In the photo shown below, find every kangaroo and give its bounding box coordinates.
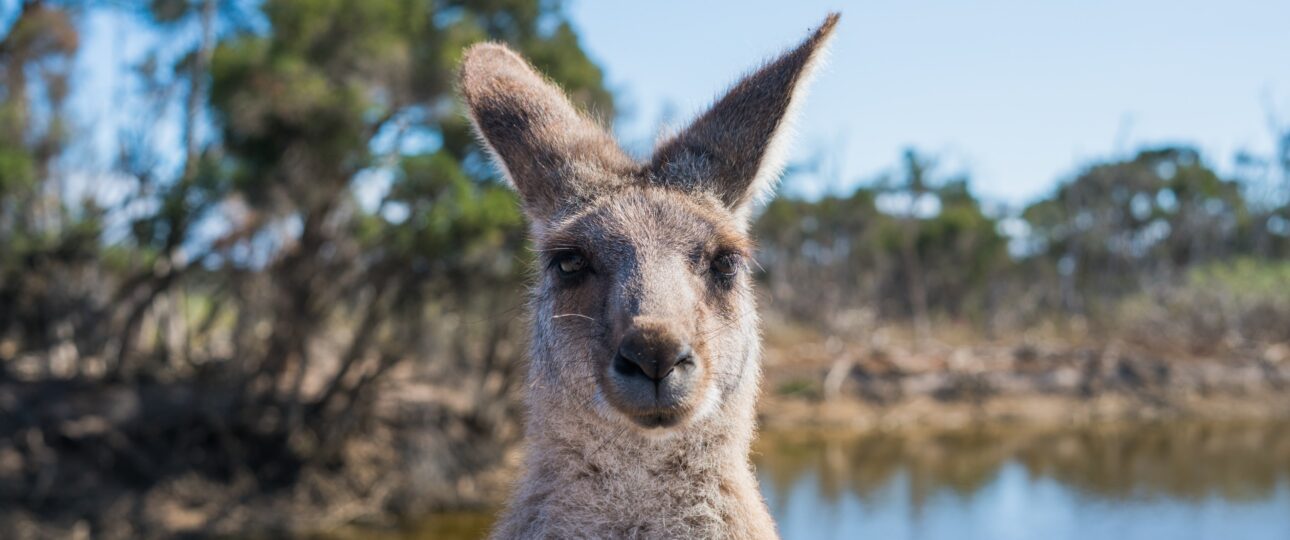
[458,13,839,539]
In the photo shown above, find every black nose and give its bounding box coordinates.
[614,330,693,383]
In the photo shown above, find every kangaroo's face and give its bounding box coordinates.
[459,15,837,431]
[533,187,755,428]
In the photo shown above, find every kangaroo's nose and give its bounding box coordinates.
[614,328,693,383]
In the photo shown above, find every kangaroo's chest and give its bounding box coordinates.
[518,475,733,539]
[498,451,764,539]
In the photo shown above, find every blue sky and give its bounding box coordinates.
[4,0,1287,210]
[568,0,1290,205]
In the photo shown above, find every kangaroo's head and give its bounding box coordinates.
[460,15,838,433]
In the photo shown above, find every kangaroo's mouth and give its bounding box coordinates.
[629,410,686,429]
[602,384,699,430]
[599,351,705,430]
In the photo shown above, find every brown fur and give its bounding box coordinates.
[459,14,839,539]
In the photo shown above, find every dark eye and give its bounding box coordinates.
[711,252,743,278]
[554,252,588,278]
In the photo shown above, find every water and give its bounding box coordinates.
[387,422,1290,539]
[758,423,1290,540]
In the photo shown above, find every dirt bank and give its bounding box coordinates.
[759,336,1290,430]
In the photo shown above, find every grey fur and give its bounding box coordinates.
[459,13,839,539]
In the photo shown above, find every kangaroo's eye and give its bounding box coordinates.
[554,252,588,277]
[711,253,743,277]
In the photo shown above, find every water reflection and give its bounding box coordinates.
[757,422,1290,540]
[372,422,1290,539]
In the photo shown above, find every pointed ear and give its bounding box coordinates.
[650,14,839,219]
[458,43,633,224]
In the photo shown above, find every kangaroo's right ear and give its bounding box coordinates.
[458,43,633,226]
[650,14,838,223]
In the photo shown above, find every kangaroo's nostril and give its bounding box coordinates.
[613,352,645,378]
[675,346,694,366]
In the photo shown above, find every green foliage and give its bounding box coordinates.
[1023,148,1249,301]
[755,149,1008,325]
[1116,259,1290,353]
[376,150,526,274]
[1188,258,1290,304]
[0,1,89,350]
[0,145,35,195]
[776,378,821,400]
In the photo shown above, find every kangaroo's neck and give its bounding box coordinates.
[491,358,776,539]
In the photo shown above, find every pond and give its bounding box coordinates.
[377,421,1290,539]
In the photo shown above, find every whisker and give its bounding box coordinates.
[695,315,743,341]
[553,313,598,323]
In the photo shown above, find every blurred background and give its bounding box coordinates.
[1,1,1288,538]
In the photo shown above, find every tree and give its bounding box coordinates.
[0,0,84,359]
[1023,147,1248,314]
[1,1,617,533]
[754,148,1006,337]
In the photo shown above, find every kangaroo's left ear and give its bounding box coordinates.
[459,42,634,228]
[649,13,839,221]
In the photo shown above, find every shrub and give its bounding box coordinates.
[1117,259,1290,355]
